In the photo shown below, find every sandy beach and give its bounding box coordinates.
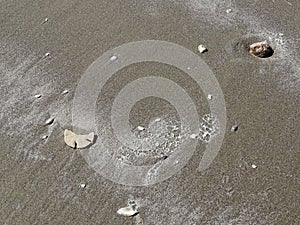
[1,0,299,224]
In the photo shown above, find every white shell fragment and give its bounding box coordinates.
[64,129,94,149]
[251,164,257,169]
[110,55,118,61]
[207,94,213,100]
[137,126,145,131]
[45,52,50,57]
[42,135,48,140]
[117,207,138,217]
[190,134,198,139]
[231,124,238,132]
[226,9,232,13]
[43,18,48,23]
[62,89,69,94]
[80,183,86,188]
[45,117,54,126]
[198,44,208,53]
[34,94,42,98]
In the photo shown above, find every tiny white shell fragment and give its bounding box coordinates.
[80,183,86,188]
[198,44,208,53]
[45,117,54,125]
[190,134,198,139]
[34,94,42,98]
[154,118,161,122]
[45,52,50,57]
[137,126,145,131]
[231,124,238,132]
[117,207,138,217]
[64,129,94,149]
[226,9,232,13]
[278,33,284,36]
[251,164,257,169]
[62,89,69,94]
[110,55,117,61]
[42,135,48,140]
[207,94,213,100]
[44,18,48,22]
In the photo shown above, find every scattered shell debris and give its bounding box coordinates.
[45,117,54,126]
[198,44,208,53]
[64,129,95,149]
[231,124,238,132]
[207,94,213,100]
[117,206,139,217]
[62,89,69,94]
[110,55,118,61]
[226,9,232,13]
[34,94,41,99]
[249,41,274,58]
[251,164,257,169]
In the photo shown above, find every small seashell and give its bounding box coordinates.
[62,89,69,94]
[110,55,118,61]
[198,44,208,53]
[137,126,145,131]
[154,118,161,122]
[45,52,50,57]
[117,206,138,217]
[226,9,232,13]
[43,18,48,23]
[207,94,213,100]
[80,183,86,188]
[45,117,54,126]
[231,124,238,132]
[34,94,42,98]
[249,41,274,58]
[64,129,94,149]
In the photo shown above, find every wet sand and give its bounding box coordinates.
[1,0,299,224]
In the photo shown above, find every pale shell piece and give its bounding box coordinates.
[44,18,48,22]
[226,9,232,13]
[62,89,69,94]
[198,44,208,53]
[45,52,50,57]
[45,117,54,125]
[80,183,86,188]
[110,55,117,61]
[249,41,274,58]
[42,135,48,140]
[64,129,94,149]
[231,124,238,132]
[190,134,198,139]
[207,94,213,100]
[251,164,257,169]
[34,94,42,98]
[117,207,138,217]
[137,126,145,131]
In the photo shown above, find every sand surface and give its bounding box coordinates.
[1,0,299,224]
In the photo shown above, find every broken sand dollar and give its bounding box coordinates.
[117,206,139,217]
[64,129,94,149]
[249,41,274,58]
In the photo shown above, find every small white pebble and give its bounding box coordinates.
[45,52,50,57]
[251,164,257,169]
[198,44,208,53]
[207,94,213,100]
[231,124,238,132]
[187,67,191,70]
[190,134,198,139]
[154,118,161,122]
[62,89,69,94]
[110,55,117,61]
[34,94,42,98]
[44,18,49,22]
[45,117,54,125]
[226,9,232,13]
[175,160,179,164]
[80,183,86,188]
[137,126,145,131]
[278,33,284,36]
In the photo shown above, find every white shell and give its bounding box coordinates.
[207,94,213,100]
[251,164,257,169]
[190,134,198,139]
[226,9,232,13]
[198,44,208,53]
[80,183,86,188]
[42,135,48,140]
[45,52,50,57]
[64,129,94,149]
[110,55,117,61]
[44,18,48,22]
[117,207,138,217]
[34,94,42,98]
[62,89,69,94]
[137,126,145,131]
[45,117,54,125]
